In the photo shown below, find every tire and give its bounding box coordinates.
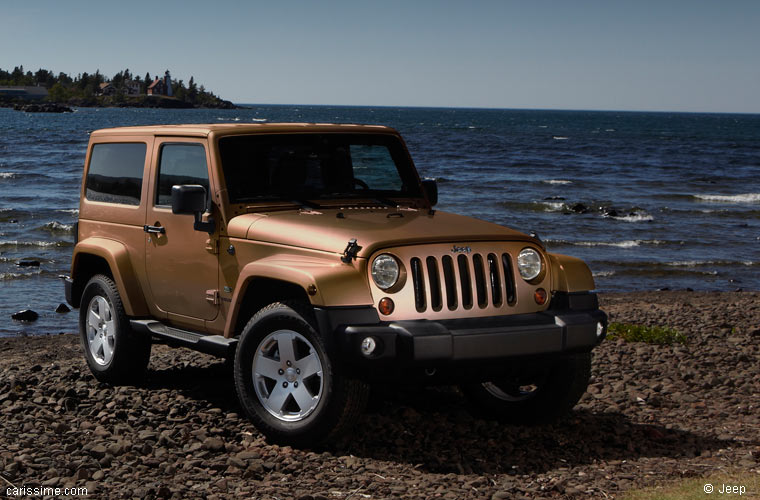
[234,301,368,447]
[461,352,591,425]
[79,274,151,384]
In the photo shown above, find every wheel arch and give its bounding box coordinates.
[223,258,373,339]
[227,277,312,339]
[70,238,149,316]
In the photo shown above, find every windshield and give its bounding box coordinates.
[218,133,422,204]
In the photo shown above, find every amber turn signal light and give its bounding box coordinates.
[534,288,548,305]
[378,297,395,315]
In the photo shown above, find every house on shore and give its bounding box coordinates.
[0,86,48,100]
[147,71,173,97]
[97,83,116,96]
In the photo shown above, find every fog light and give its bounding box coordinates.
[378,297,394,315]
[360,337,377,357]
[534,288,547,305]
[596,322,605,338]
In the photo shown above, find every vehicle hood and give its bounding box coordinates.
[226,208,538,258]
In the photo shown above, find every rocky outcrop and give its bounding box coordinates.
[13,103,73,113]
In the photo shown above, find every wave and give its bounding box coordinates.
[594,259,757,269]
[541,179,572,185]
[553,136,569,140]
[56,208,79,215]
[546,239,670,248]
[1,270,41,281]
[0,240,73,249]
[0,172,17,179]
[694,193,760,204]
[592,271,616,277]
[610,213,654,222]
[41,221,74,233]
[252,118,267,122]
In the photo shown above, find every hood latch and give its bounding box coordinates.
[341,238,362,263]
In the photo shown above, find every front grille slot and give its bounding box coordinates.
[473,254,487,308]
[441,255,458,310]
[502,253,517,305]
[457,254,473,310]
[487,253,502,306]
[410,257,426,312]
[426,256,443,311]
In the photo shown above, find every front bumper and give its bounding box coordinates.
[315,293,607,368]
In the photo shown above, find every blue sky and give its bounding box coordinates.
[2,0,758,112]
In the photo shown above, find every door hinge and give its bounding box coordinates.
[205,238,219,254]
[206,289,220,305]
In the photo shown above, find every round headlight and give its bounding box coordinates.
[517,248,543,281]
[371,254,400,290]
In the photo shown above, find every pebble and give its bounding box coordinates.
[0,290,757,498]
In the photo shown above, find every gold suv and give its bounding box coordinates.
[65,124,607,446]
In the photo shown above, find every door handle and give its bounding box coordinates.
[143,224,165,234]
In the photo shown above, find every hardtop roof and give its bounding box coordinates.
[90,123,398,138]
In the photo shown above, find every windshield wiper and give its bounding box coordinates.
[291,198,322,210]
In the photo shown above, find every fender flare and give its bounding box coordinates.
[72,237,149,316]
[547,252,596,293]
[224,258,373,338]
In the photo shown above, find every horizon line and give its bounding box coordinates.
[231,102,760,116]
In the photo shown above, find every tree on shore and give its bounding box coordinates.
[0,66,231,108]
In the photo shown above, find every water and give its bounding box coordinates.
[1,105,758,336]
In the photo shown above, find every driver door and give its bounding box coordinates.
[145,139,218,327]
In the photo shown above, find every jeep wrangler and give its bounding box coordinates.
[65,123,607,446]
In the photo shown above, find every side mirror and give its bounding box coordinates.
[171,185,215,233]
[171,184,206,215]
[422,179,438,206]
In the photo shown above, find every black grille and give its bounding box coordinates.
[409,251,517,313]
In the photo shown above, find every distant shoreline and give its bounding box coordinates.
[0,94,238,112]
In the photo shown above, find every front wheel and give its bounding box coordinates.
[234,301,368,447]
[461,352,591,424]
[79,274,151,384]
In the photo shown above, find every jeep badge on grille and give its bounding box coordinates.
[451,245,472,254]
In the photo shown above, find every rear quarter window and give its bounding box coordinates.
[85,143,146,205]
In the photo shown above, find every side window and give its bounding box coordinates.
[156,143,210,206]
[86,143,146,205]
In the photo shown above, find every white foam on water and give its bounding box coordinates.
[694,193,760,203]
[593,271,616,277]
[252,118,267,122]
[541,202,566,211]
[553,136,569,140]
[547,239,666,248]
[541,179,572,185]
[56,209,79,215]
[0,172,16,179]
[0,240,60,248]
[611,214,654,222]
[43,221,73,232]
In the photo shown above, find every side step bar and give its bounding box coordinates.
[130,319,237,358]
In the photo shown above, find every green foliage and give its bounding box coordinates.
[607,322,686,345]
[1,66,230,108]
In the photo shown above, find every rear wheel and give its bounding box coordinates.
[234,301,368,447]
[461,352,591,424]
[79,274,151,384]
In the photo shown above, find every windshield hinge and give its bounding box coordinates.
[341,238,362,263]
[205,238,219,254]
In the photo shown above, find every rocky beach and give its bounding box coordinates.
[1,291,758,499]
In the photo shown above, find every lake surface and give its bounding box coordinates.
[1,105,758,336]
